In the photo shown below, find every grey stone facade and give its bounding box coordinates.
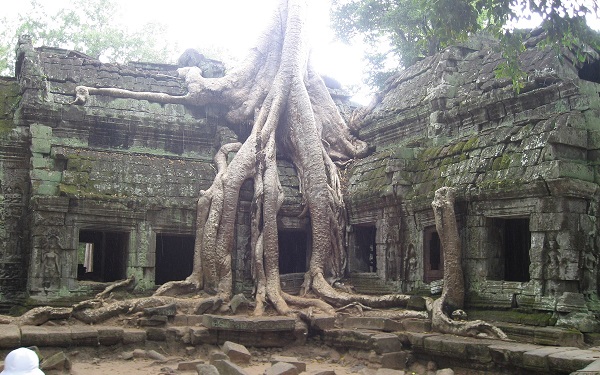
[0,34,599,330]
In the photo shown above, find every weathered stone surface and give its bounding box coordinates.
[0,325,21,348]
[229,294,252,314]
[270,356,306,372]
[70,325,98,346]
[370,333,403,354]
[522,346,579,372]
[212,359,250,375]
[380,352,409,370]
[40,351,71,371]
[97,327,123,346]
[196,363,220,375]
[265,362,298,375]
[147,349,167,361]
[146,327,167,341]
[209,349,229,364]
[178,360,204,371]
[122,328,146,344]
[222,341,251,364]
[546,349,600,373]
[21,326,72,347]
[203,315,295,331]
[343,317,403,332]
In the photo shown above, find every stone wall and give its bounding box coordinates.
[0,76,30,311]
[346,34,600,320]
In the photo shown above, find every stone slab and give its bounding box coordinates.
[270,356,306,372]
[70,326,98,346]
[522,346,579,371]
[203,315,295,331]
[0,325,21,348]
[547,349,600,373]
[213,359,250,375]
[370,333,403,354]
[488,343,544,367]
[343,317,403,332]
[265,362,298,375]
[97,327,123,346]
[122,329,146,344]
[222,341,251,364]
[21,326,72,347]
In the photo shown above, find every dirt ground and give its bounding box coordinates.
[50,341,367,375]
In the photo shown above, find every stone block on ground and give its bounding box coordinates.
[310,315,335,331]
[547,349,600,373]
[178,360,204,371]
[309,371,336,375]
[222,341,251,364]
[190,327,216,345]
[522,346,579,372]
[209,349,229,364]
[270,355,306,372]
[21,326,72,347]
[97,326,123,346]
[380,352,409,369]
[212,359,250,375]
[203,314,295,331]
[40,351,71,371]
[146,327,167,341]
[70,325,99,346]
[343,317,403,332]
[196,363,220,375]
[265,362,298,375]
[122,328,146,344]
[370,333,403,354]
[572,359,600,374]
[229,294,252,314]
[146,349,167,361]
[375,369,405,375]
[0,325,21,348]
[488,342,543,367]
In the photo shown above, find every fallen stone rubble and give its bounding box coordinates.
[0,314,598,374]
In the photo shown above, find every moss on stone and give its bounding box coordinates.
[466,309,556,326]
[462,136,479,152]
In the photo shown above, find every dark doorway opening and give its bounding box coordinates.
[78,230,128,282]
[503,218,531,282]
[424,226,443,282]
[353,225,377,273]
[278,230,307,274]
[155,234,195,285]
[487,218,531,282]
[579,60,600,84]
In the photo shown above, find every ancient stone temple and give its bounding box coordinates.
[1,32,599,337]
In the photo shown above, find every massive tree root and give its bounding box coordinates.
[430,187,507,339]
[69,0,413,319]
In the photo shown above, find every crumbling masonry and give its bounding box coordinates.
[1,34,599,337]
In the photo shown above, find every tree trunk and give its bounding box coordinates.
[431,187,507,339]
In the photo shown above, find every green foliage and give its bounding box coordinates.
[332,0,600,90]
[0,0,177,76]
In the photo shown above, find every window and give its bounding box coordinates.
[78,230,128,282]
[423,226,443,283]
[278,230,308,274]
[155,234,195,285]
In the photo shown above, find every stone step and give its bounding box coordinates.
[495,322,585,347]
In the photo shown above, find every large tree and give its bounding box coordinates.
[331,0,600,88]
[22,0,506,340]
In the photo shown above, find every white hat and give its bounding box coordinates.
[0,348,44,375]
